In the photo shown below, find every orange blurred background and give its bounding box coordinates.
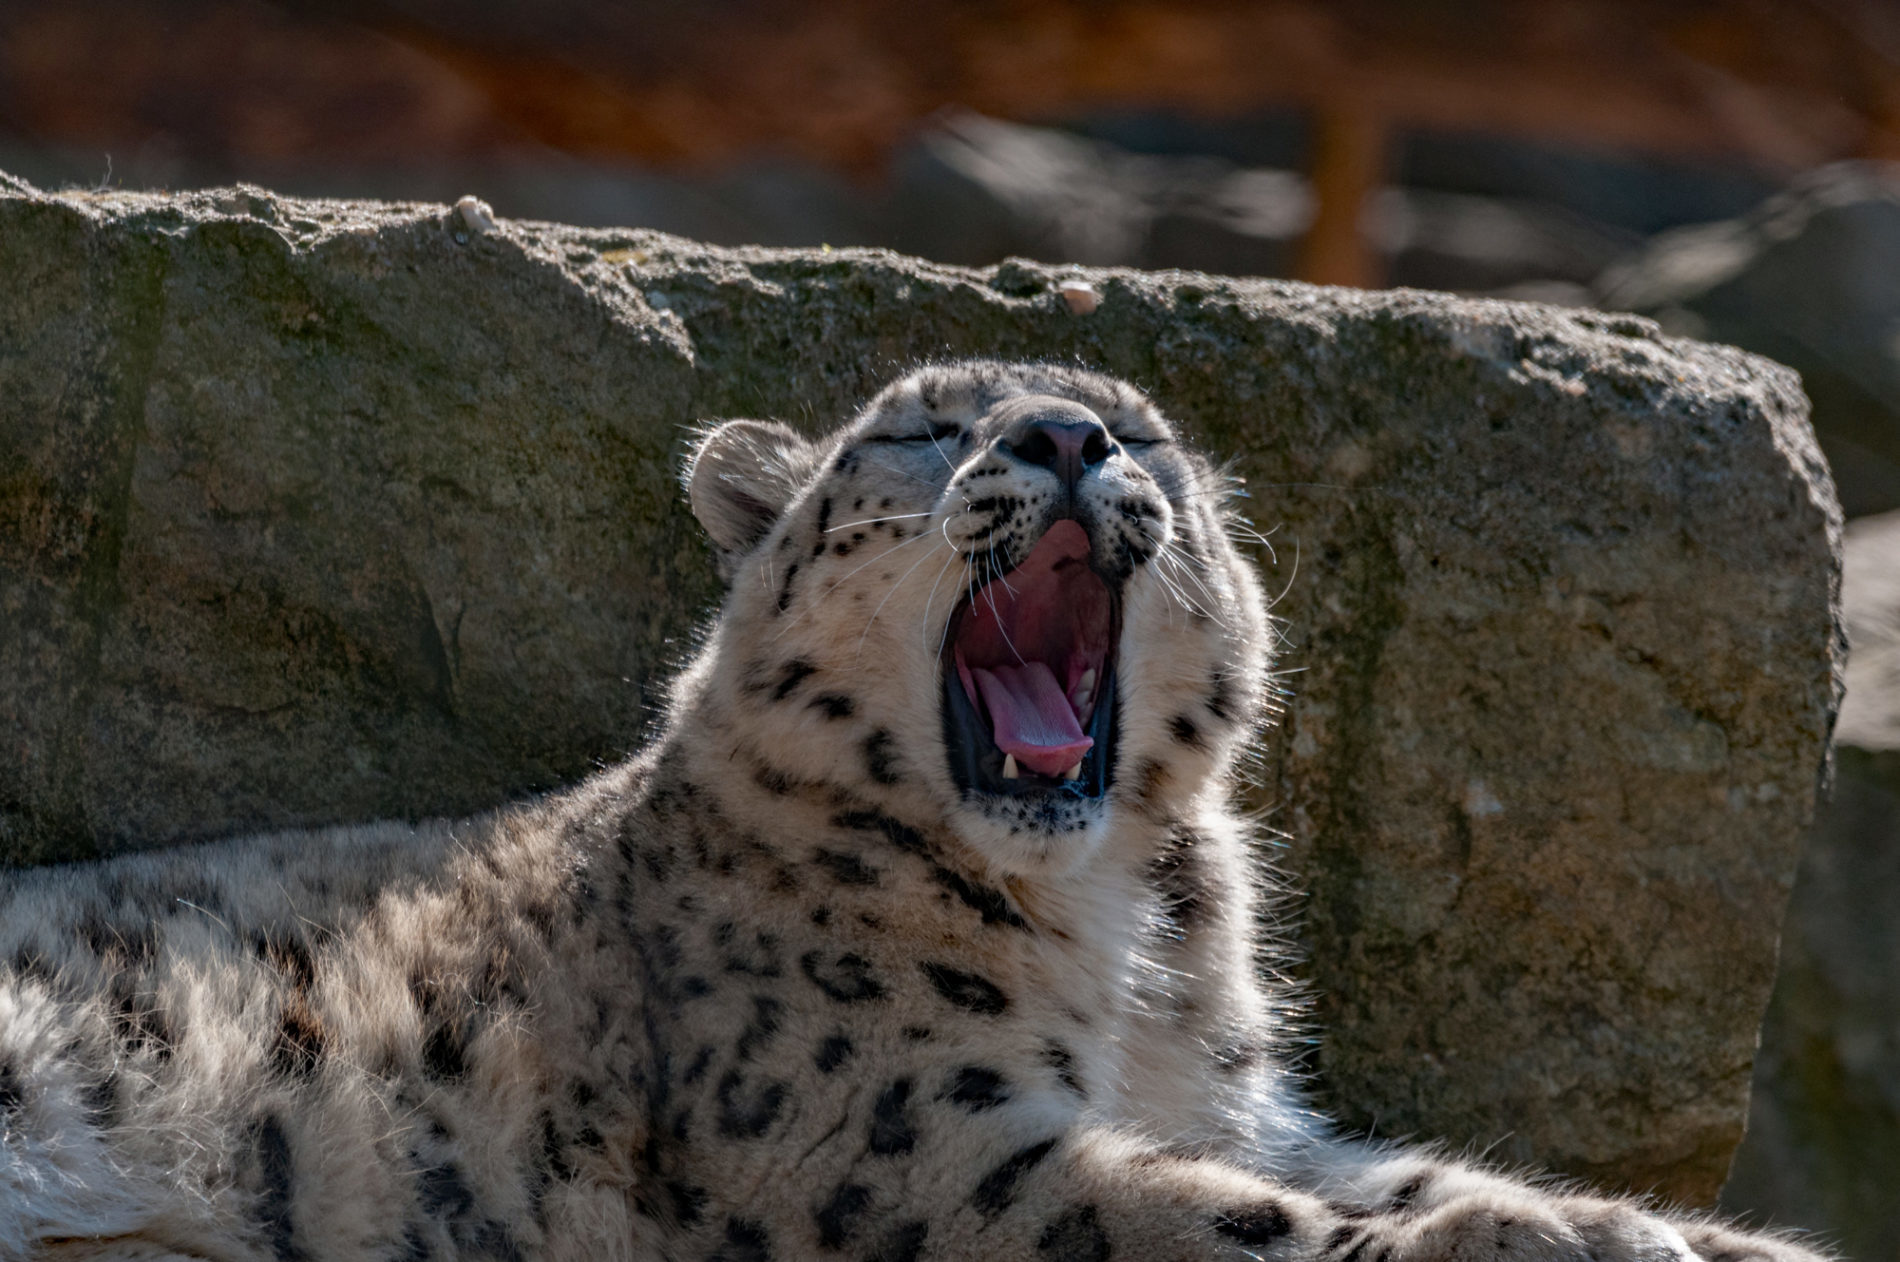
[4,0,1896,287]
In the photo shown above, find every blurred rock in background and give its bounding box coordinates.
[1722,510,1900,1261]
[0,106,1747,296]
[888,112,1646,296]
[1601,164,1900,518]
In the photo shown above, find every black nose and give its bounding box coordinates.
[1007,417,1114,491]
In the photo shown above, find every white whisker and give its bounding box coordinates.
[1158,554,1222,626]
[1135,522,1228,627]
[825,511,938,534]
[854,537,950,663]
[980,549,1028,667]
[921,547,965,654]
[860,456,948,491]
[1154,537,1224,610]
[1152,557,1201,627]
[940,562,974,659]
[1225,516,1280,564]
[768,529,934,642]
[1268,535,1300,609]
[926,429,959,475]
[995,542,1020,599]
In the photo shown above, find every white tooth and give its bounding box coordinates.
[1003,754,1021,780]
[1073,687,1093,710]
[1078,668,1097,693]
[1063,761,1083,781]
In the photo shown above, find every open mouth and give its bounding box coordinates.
[943,520,1118,798]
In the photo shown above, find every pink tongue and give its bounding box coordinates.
[970,662,1093,777]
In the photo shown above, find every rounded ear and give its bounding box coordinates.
[685,419,824,560]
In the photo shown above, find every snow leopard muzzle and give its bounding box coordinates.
[942,518,1119,799]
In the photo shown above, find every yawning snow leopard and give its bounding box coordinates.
[0,361,1822,1261]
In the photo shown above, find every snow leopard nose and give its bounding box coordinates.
[997,399,1114,492]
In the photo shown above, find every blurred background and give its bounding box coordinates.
[3,0,1897,1254]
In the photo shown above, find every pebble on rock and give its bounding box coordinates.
[454,195,496,236]
[1058,279,1099,314]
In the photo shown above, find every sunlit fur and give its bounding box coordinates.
[0,362,1826,1262]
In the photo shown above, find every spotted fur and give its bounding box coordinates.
[0,362,1824,1261]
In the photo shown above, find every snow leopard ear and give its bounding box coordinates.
[686,419,823,562]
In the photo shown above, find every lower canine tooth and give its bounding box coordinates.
[1063,761,1083,781]
[1003,754,1021,779]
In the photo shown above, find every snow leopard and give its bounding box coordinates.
[0,360,1825,1262]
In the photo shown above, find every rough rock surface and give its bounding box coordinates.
[0,173,1842,1203]
[1723,509,1900,1254]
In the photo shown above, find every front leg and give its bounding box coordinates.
[642,942,1358,1258]
[1116,817,1320,1168]
[1280,1139,1832,1262]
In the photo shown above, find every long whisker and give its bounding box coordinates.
[995,541,1020,599]
[1224,516,1280,564]
[939,559,974,659]
[855,537,950,663]
[1170,544,1228,616]
[1226,518,1280,545]
[769,529,934,642]
[980,549,1028,667]
[1152,553,1204,626]
[926,429,959,475]
[860,456,949,491]
[1149,565,1187,628]
[920,546,964,654]
[1156,551,1222,626]
[1135,522,1227,627]
[1152,534,1224,609]
[825,511,939,534]
[1150,468,1226,502]
[954,562,981,658]
[1268,535,1300,609]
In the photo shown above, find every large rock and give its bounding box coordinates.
[0,173,1842,1203]
[1723,509,1900,1255]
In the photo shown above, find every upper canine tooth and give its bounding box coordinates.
[1063,761,1083,781]
[1078,669,1097,693]
[1003,754,1021,779]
